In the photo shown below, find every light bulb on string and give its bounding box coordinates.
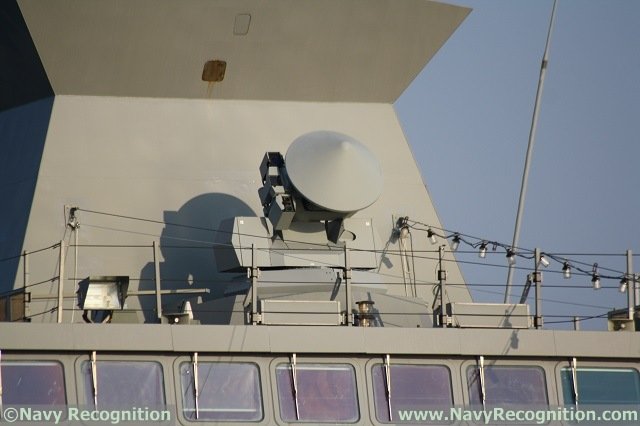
[451,234,460,252]
[591,263,600,290]
[619,277,628,293]
[427,228,437,245]
[538,254,550,268]
[479,242,487,259]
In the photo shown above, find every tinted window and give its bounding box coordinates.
[467,365,547,407]
[81,361,164,408]
[276,363,359,423]
[1,361,66,405]
[372,364,452,423]
[180,362,262,421]
[561,368,640,405]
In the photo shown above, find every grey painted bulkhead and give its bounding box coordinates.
[2,0,475,324]
[1,323,639,358]
[17,98,471,323]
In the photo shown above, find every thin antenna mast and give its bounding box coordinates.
[505,0,558,302]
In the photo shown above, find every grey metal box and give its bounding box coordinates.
[447,302,531,329]
[260,300,342,325]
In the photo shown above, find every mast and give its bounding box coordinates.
[505,0,558,302]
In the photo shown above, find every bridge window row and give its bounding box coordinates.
[1,360,639,423]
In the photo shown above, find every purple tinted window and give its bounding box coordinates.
[372,364,453,423]
[0,361,66,405]
[276,363,359,423]
[81,361,165,409]
[180,362,262,422]
[467,366,547,407]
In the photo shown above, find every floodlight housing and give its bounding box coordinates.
[77,276,129,310]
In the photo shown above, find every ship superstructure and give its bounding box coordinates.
[1,1,639,425]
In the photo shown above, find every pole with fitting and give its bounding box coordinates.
[67,207,80,323]
[57,240,65,323]
[23,250,29,290]
[438,245,449,327]
[250,244,260,325]
[533,248,543,329]
[626,250,634,321]
[152,241,162,322]
[635,271,640,314]
[344,246,352,326]
[23,250,29,318]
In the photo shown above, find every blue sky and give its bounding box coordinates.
[396,0,640,329]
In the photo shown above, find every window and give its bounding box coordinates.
[179,362,262,422]
[372,364,453,423]
[561,368,640,405]
[0,361,66,405]
[276,363,359,423]
[81,361,164,409]
[467,365,547,408]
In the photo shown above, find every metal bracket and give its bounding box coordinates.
[251,312,263,324]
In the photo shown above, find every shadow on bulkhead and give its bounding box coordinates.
[138,193,255,323]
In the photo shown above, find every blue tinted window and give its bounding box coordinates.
[180,362,262,422]
[561,368,640,405]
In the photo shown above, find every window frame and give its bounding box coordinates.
[177,359,264,422]
[74,355,167,410]
[554,361,640,406]
[270,356,363,425]
[460,358,554,408]
[172,355,272,425]
[0,358,67,406]
[367,360,455,424]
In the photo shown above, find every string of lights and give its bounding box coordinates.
[401,218,637,292]
[79,208,636,274]
[77,219,630,286]
[2,209,637,303]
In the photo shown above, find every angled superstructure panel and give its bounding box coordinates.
[18,0,469,102]
[0,98,53,289]
[0,1,52,111]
